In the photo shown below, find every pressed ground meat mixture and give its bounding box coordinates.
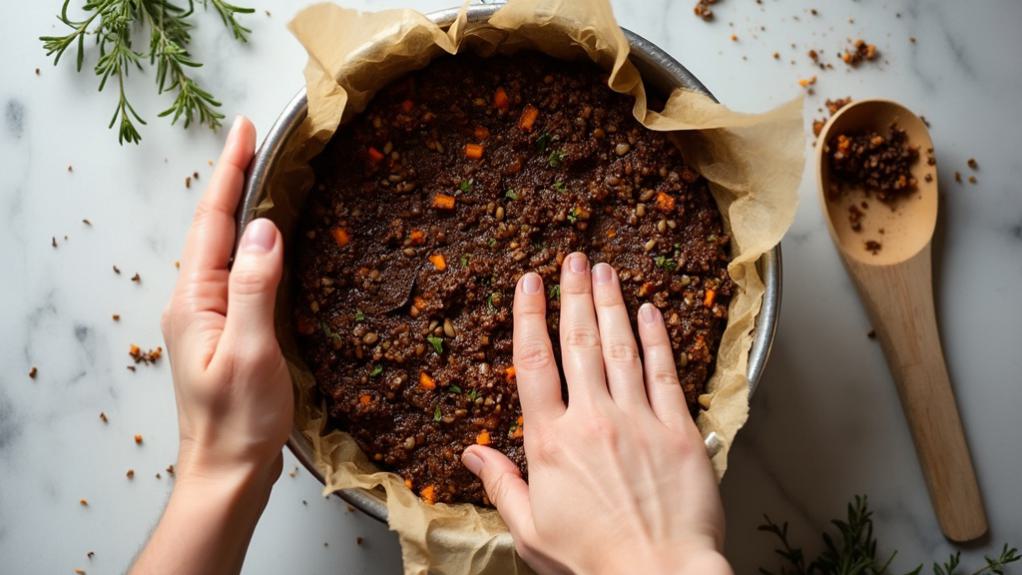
[293,53,733,505]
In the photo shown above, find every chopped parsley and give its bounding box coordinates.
[547,149,566,167]
[535,131,552,153]
[466,389,478,401]
[566,208,579,224]
[447,384,462,394]
[548,284,561,299]
[458,179,473,193]
[426,334,444,354]
[488,237,497,248]
[654,255,678,271]
[354,309,365,322]
[505,189,519,200]
[433,405,442,422]
[369,365,383,377]
[460,254,470,268]
[552,180,565,193]
[486,292,496,310]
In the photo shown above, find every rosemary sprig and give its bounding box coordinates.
[40,0,254,144]
[759,495,1020,575]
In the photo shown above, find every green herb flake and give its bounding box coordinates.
[458,179,473,193]
[552,180,566,193]
[369,365,383,377]
[426,335,444,355]
[548,284,561,300]
[466,389,478,401]
[354,309,366,322]
[488,238,497,248]
[654,255,678,271]
[535,132,552,153]
[547,149,566,167]
[433,405,442,422]
[447,384,462,394]
[505,189,519,200]
[486,293,496,310]
[566,208,579,224]
[460,254,470,268]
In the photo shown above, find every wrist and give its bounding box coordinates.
[595,539,730,575]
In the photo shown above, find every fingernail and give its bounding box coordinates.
[640,303,660,324]
[240,218,276,253]
[568,252,587,274]
[462,450,483,475]
[592,262,613,285]
[227,115,244,145]
[522,273,542,294]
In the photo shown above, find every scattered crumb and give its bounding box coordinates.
[87,551,95,560]
[155,472,162,479]
[798,75,817,88]
[129,344,163,364]
[192,171,199,180]
[127,365,137,372]
[807,49,819,61]
[356,537,364,545]
[289,466,300,478]
[113,265,121,274]
[865,240,883,255]
[112,314,120,321]
[134,434,144,445]
[810,8,818,16]
[74,569,86,575]
[954,171,962,183]
[868,329,876,339]
[52,236,58,248]
[693,0,719,21]
[82,218,92,226]
[35,67,40,76]
[265,9,271,16]
[730,34,738,42]
[130,273,141,284]
[166,464,175,477]
[323,542,329,548]
[185,176,192,189]
[967,158,978,170]
[174,260,181,270]
[302,499,308,506]
[909,36,917,44]
[67,164,73,173]
[968,175,977,184]
[79,499,89,507]
[126,469,135,480]
[29,366,37,379]
[207,159,214,166]
[841,39,879,67]
[772,51,780,60]
[346,505,356,513]
[99,412,109,424]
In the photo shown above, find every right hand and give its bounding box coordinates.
[461,253,732,575]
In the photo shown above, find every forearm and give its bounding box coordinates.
[130,462,277,575]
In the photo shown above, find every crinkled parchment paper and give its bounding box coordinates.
[252,1,804,573]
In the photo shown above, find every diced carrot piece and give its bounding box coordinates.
[409,229,426,245]
[419,371,436,390]
[420,484,436,504]
[655,191,676,212]
[493,87,509,110]
[429,253,447,271]
[413,296,427,309]
[331,227,351,247]
[504,365,516,380]
[358,394,372,406]
[518,105,539,131]
[606,228,617,238]
[704,288,716,308]
[401,99,414,112]
[476,429,491,446]
[367,146,385,163]
[404,478,414,489]
[512,427,524,439]
[464,143,484,159]
[432,193,456,210]
[129,344,140,356]
[474,125,490,140]
[517,415,524,425]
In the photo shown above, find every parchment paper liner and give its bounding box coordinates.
[252,1,804,573]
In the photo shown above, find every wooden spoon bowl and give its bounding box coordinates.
[816,99,988,542]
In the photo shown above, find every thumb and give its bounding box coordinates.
[223,218,283,345]
[462,445,534,537]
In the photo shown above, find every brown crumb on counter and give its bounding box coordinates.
[166,464,175,477]
[772,51,780,60]
[29,366,37,379]
[155,472,162,479]
[129,344,163,364]
[79,499,89,507]
[126,365,136,372]
[356,537,364,545]
[808,49,819,61]
[113,265,121,274]
[185,176,192,189]
[130,273,141,284]
[865,240,883,254]
[174,260,180,269]
[192,171,199,180]
[112,314,120,321]
[289,466,300,478]
[867,329,876,339]
[87,551,95,559]
[126,469,135,479]
[134,434,144,445]
[82,218,92,226]
[693,0,719,21]
[909,36,917,44]
[99,412,108,424]
[265,9,271,16]
[52,236,58,248]
[67,164,73,173]
[967,158,978,170]
[35,67,40,76]
[798,75,817,88]
[841,39,879,67]
[954,171,962,183]
[74,569,86,575]
[730,34,738,42]
[968,175,977,184]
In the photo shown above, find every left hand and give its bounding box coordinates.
[161,115,293,487]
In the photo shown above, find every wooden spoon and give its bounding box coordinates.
[816,99,987,542]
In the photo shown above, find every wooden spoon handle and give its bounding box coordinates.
[844,244,987,542]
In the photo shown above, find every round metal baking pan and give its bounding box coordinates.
[239,1,780,534]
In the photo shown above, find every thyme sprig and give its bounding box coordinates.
[759,495,1019,575]
[40,0,254,144]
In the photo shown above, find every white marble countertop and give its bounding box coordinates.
[2,1,1020,573]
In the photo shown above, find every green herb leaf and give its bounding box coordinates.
[369,365,383,377]
[505,189,519,200]
[535,132,552,153]
[466,389,478,401]
[447,384,462,394]
[486,293,496,310]
[460,254,470,268]
[552,180,566,193]
[548,284,560,300]
[488,238,497,248]
[654,255,678,271]
[433,405,442,422]
[426,334,443,354]
[548,149,566,167]
[354,309,366,322]
[458,179,473,193]
[566,208,579,224]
